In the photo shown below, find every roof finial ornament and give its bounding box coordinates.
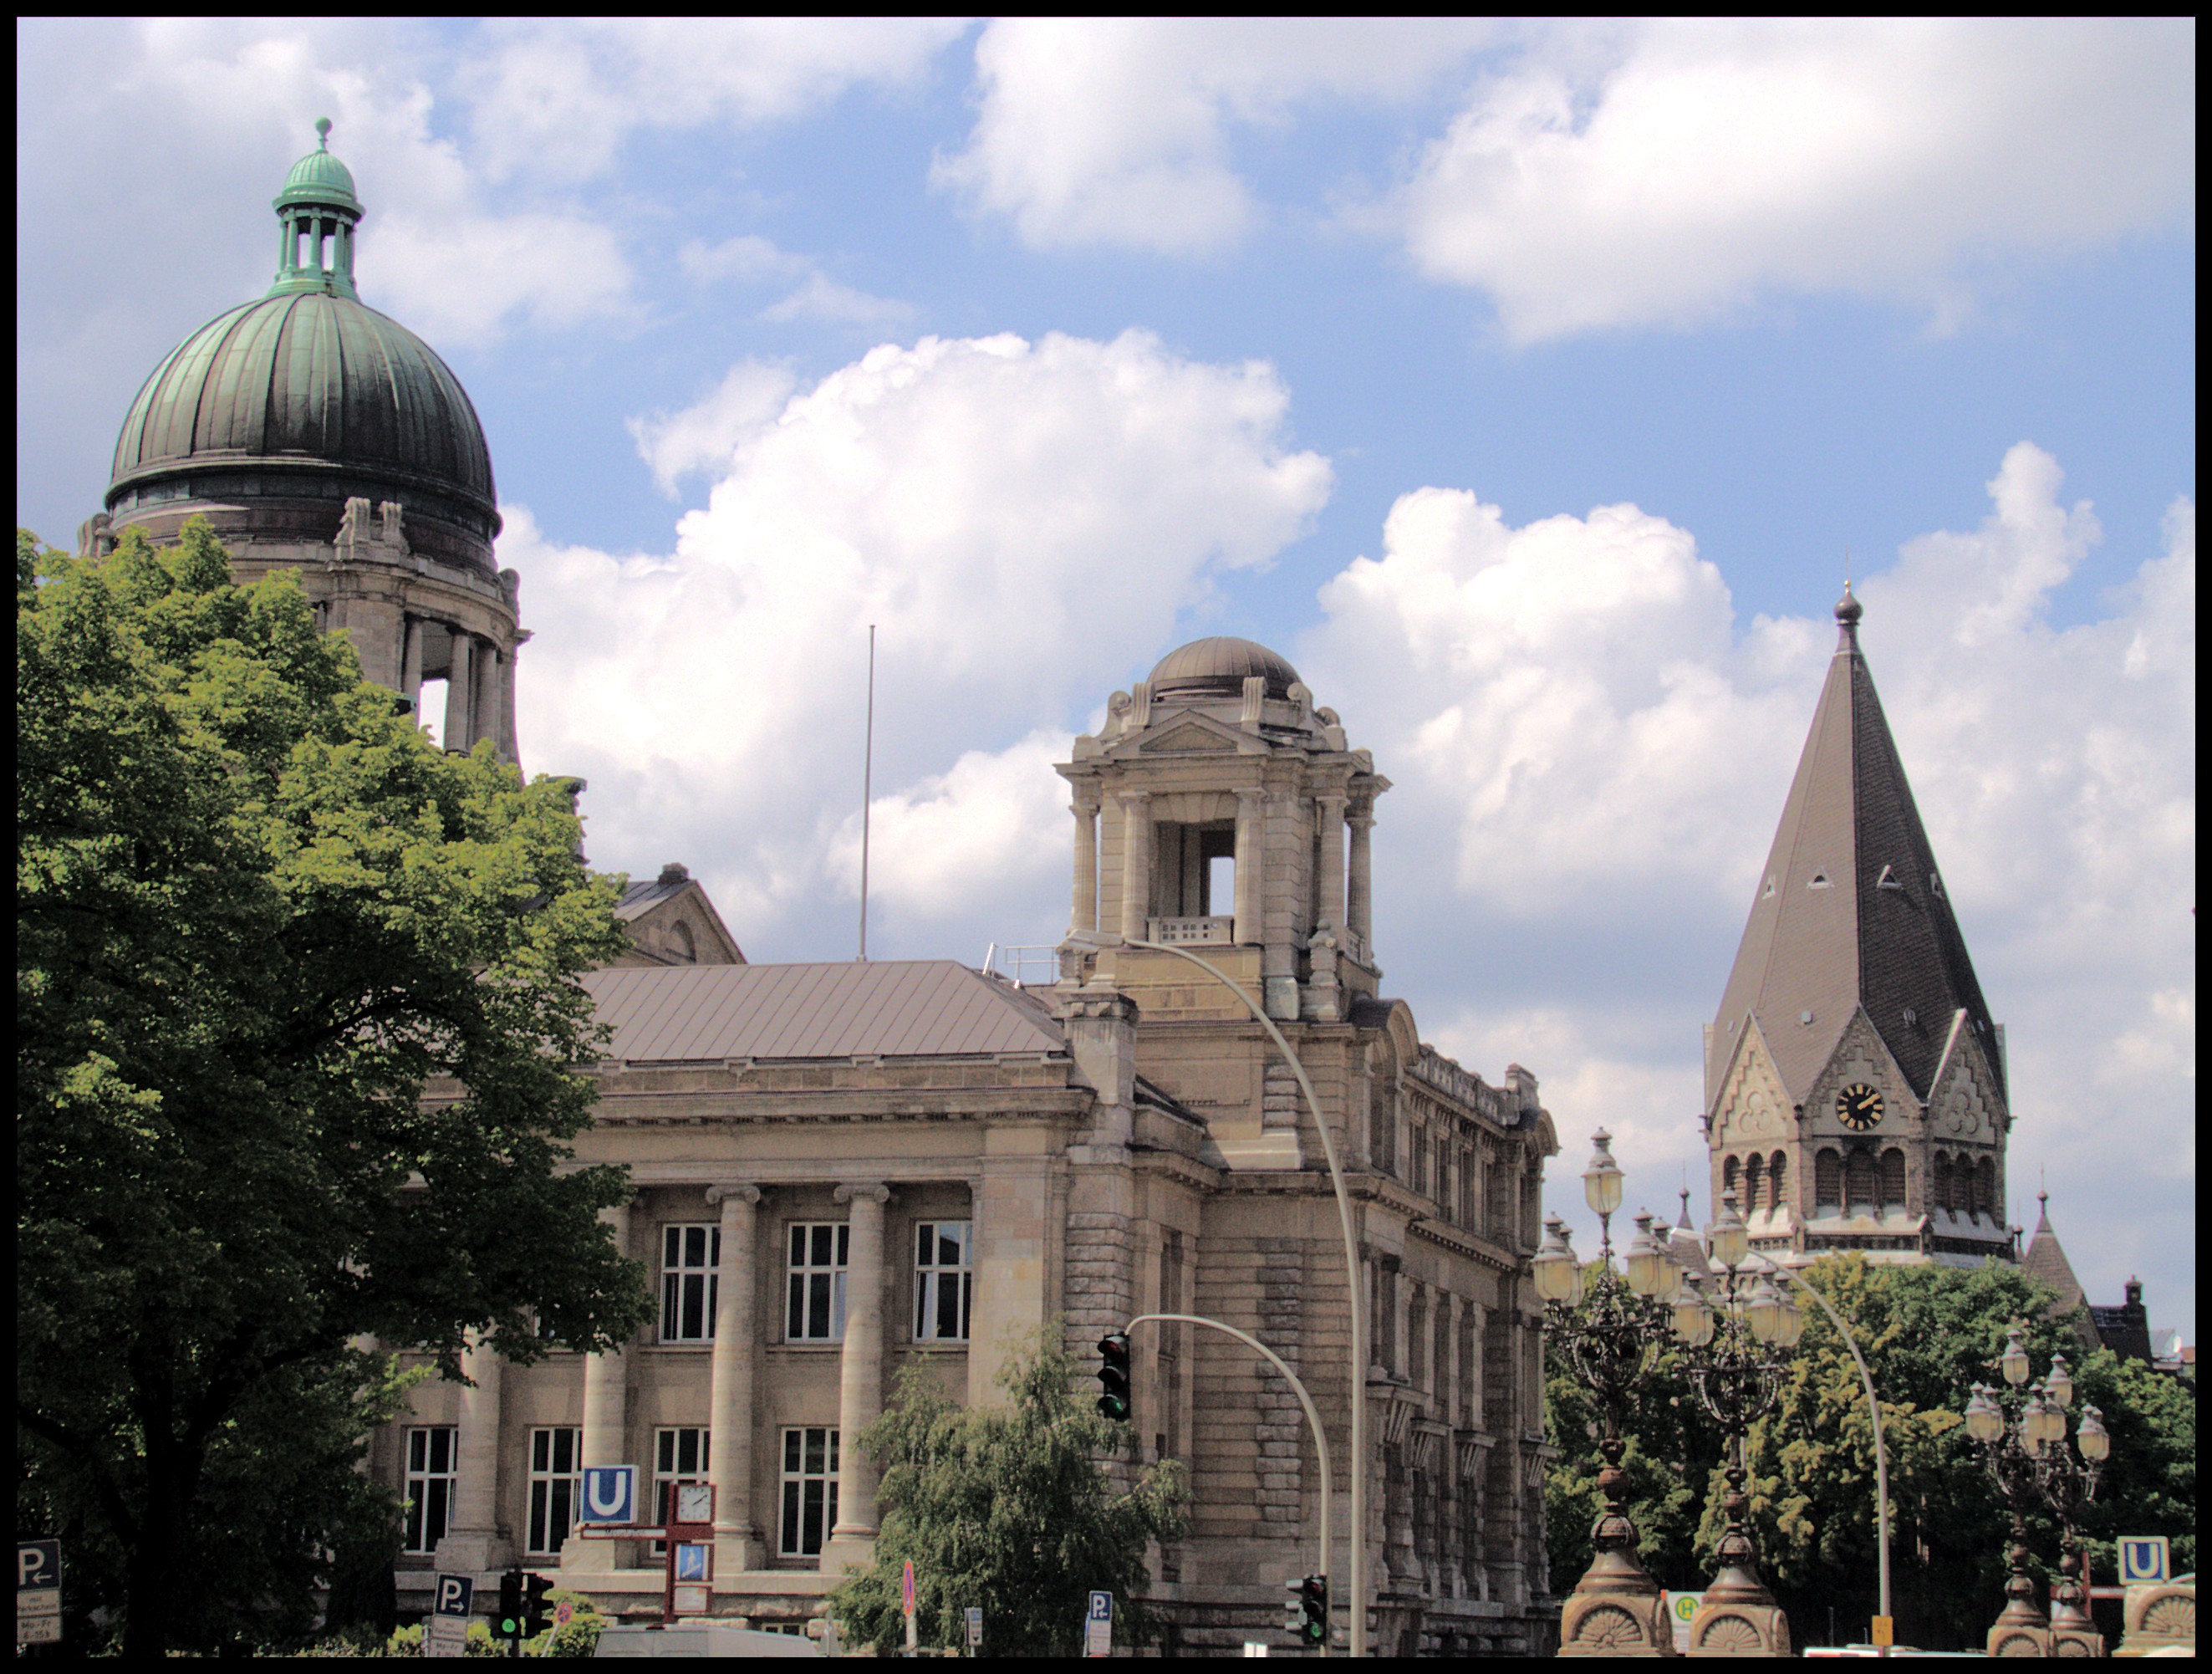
[316,115,333,150]
[1835,564,1863,648]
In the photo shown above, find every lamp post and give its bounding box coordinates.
[1960,1323,2111,1657]
[1536,1130,1682,1656]
[1670,1191,1802,1656]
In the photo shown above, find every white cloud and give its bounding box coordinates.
[626,361,799,497]
[461,18,969,184]
[758,273,916,329]
[937,18,1495,253]
[512,329,1331,949]
[1398,18,2197,340]
[679,234,810,286]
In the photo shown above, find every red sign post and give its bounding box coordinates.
[576,1484,715,1625]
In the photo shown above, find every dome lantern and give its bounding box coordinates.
[269,118,363,300]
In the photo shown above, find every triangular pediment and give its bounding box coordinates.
[1117,712,1246,755]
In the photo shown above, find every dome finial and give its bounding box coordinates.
[1835,569,1863,647]
[315,116,332,149]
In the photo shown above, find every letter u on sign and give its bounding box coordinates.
[581,1465,635,1524]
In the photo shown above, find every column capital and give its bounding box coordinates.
[1072,786,1103,816]
[1317,789,1349,812]
[833,1181,891,1207]
[1117,789,1151,812]
[1348,805,1376,831]
[705,1182,762,1207]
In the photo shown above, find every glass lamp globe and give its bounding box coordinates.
[2000,1324,2031,1387]
[1743,1273,1786,1345]
[1533,1218,1577,1304]
[1583,1129,1624,1218]
[1965,1385,2004,1445]
[1673,1284,1716,1347]
[2077,1404,2110,1462]
[1707,1191,1751,1271]
[2045,1352,2072,1411]
[1625,1213,1670,1299]
[1771,1290,1807,1350]
[2021,1392,2051,1457]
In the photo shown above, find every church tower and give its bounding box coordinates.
[1705,588,2015,1268]
[82,121,524,764]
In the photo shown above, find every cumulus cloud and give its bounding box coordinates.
[758,273,916,329]
[1398,18,2197,339]
[936,18,1495,253]
[461,18,969,184]
[1302,443,2193,1279]
[512,329,1331,949]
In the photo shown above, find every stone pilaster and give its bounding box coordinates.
[1119,792,1152,942]
[442,631,473,753]
[1071,789,1100,934]
[821,1181,889,1574]
[473,643,503,767]
[563,1203,632,1575]
[707,1184,763,1577]
[401,616,424,708]
[1348,806,1374,950]
[1233,787,1264,947]
[431,1331,512,1574]
[1315,792,1347,932]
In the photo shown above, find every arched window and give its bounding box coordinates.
[670,921,696,964]
[1815,1149,1842,1212]
[1879,1149,1907,1212]
[1845,1150,1877,1212]
[1978,1157,1998,1220]
[1768,1151,1787,1214]
[1722,1154,1741,1207]
[1934,1153,1954,1214]
[1743,1154,1765,1217]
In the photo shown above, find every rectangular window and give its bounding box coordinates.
[779,1427,841,1558]
[660,1223,721,1343]
[403,1426,457,1554]
[527,1427,583,1555]
[913,1220,974,1342]
[787,1222,849,1341]
[650,1427,711,1555]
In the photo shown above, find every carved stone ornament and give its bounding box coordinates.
[1558,1591,1676,1658]
[2121,1583,2195,1655]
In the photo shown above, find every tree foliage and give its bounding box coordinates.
[17,522,653,1656]
[826,1327,1190,1656]
[1546,1253,2196,1651]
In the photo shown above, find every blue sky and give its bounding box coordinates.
[16,19,2195,1340]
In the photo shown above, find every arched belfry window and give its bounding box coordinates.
[1844,1150,1876,1212]
[1879,1149,1906,1212]
[1977,1157,1997,1220]
[1815,1150,1842,1212]
[1934,1152,1954,1214]
[1743,1154,1765,1217]
[1722,1154,1741,1203]
[1768,1151,1786,1214]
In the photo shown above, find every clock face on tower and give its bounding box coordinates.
[1837,1083,1885,1131]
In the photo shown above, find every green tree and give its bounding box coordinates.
[825,1326,1190,1656]
[17,522,653,1656]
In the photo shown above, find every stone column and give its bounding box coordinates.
[563,1203,632,1575]
[1316,792,1347,931]
[707,1184,762,1577]
[1348,805,1375,951]
[821,1182,889,1574]
[442,632,474,753]
[431,1331,512,1574]
[1118,793,1151,942]
[1233,787,1264,946]
[400,617,424,710]
[474,644,503,768]
[1071,789,1099,934]
[499,642,522,769]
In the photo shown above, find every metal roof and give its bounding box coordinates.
[581,961,1065,1063]
[1706,592,2000,1108]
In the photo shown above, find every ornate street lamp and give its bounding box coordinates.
[1959,1323,2111,1656]
[1542,1130,1684,1657]
[1672,1191,1802,1656]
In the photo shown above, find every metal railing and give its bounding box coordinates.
[980,942,1061,987]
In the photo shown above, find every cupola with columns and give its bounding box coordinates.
[1056,636,1389,1023]
[84,121,524,766]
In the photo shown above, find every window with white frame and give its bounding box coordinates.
[779,1427,840,1557]
[787,1222,849,1341]
[402,1426,457,1554]
[527,1427,583,1555]
[913,1220,973,1342]
[660,1222,721,1343]
[650,1427,711,1555]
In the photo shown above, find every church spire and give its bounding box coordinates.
[269,117,364,299]
[1705,587,2003,1111]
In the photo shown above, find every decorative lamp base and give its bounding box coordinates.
[1559,1589,1678,1656]
[1988,1622,2055,1657]
[1685,1599,1791,1657]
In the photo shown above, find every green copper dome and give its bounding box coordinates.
[102,121,500,571]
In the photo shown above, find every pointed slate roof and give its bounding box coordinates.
[1706,587,2001,1110]
[2022,1192,2090,1318]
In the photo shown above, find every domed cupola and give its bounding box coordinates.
[99,119,500,577]
[84,122,525,766]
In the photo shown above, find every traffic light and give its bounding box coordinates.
[1283,1577,1304,1637]
[495,1569,524,1641]
[1095,1330,1131,1421]
[1297,1574,1328,1647]
[523,1571,554,1638]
